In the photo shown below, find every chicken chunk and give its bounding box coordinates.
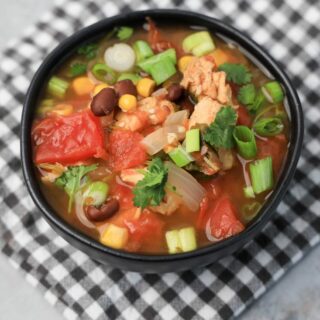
[181,56,232,104]
[188,97,223,129]
[150,191,182,216]
[115,97,174,131]
[120,168,145,185]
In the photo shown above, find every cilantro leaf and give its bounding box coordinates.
[218,63,252,85]
[204,106,238,149]
[238,84,256,105]
[70,63,87,77]
[117,26,133,41]
[77,43,98,60]
[133,158,168,209]
[55,164,97,212]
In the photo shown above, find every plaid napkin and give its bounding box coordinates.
[0,0,319,319]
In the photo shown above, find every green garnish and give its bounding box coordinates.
[204,106,238,149]
[233,125,257,159]
[77,43,98,60]
[249,157,273,194]
[238,84,256,106]
[70,63,87,77]
[238,84,266,113]
[47,76,69,99]
[55,164,97,212]
[132,158,168,209]
[218,63,252,85]
[117,26,134,40]
[253,117,284,136]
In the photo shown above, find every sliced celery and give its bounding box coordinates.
[182,31,215,56]
[249,157,273,194]
[165,230,181,254]
[133,40,154,62]
[169,145,194,167]
[138,48,176,73]
[149,57,177,85]
[186,128,200,153]
[178,227,197,252]
[47,76,69,98]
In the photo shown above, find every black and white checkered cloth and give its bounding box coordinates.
[0,0,319,319]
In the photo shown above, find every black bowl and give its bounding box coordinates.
[21,9,303,273]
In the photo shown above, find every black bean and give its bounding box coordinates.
[114,79,137,97]
[90,88,117,116]
[166,83,184,101]
[85,199,120,222]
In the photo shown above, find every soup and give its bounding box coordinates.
[31,19,289,254]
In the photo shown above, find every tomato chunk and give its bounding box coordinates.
[124,211,164,250]
[109,130,147,171]
[109,183,134,210]
[207,196,244,240]
[32,110,106,164]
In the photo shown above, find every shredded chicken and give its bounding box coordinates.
[181,57,232,104]
[120,168,145,185]
[38,163,66,183]
[188,97,223,129]
[115,97,174,131]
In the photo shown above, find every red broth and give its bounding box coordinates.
[33,22,289,254]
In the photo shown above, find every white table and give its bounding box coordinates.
[1,1,319,319]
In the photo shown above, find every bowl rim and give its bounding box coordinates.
[21,9,304,263]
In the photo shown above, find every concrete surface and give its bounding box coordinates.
[1,1,320,320]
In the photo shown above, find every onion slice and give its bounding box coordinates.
[166,162,206,211]
[164,110,189,126]
[74,192,95,229]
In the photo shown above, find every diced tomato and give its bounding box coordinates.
[199,195,244,240]
[109,183,134,210]
[109,130,147,171]
[124,211,164,251]
[237,105,252,127]
[32,110,106,164]
[257,134,287,174]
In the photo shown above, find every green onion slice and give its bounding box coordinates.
[133,40,154,62]
[92,63,117,85]
[83,181,109,207]
[262,81,284,104]
[47,76,69,99]
[253,117,284,137]
[249,156,273,194]
[233,125,257,159]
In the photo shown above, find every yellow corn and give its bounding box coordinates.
[100,224,129,249]
[209,49,230,66]
[51,103,74,116]
[93,83,109,96]
[178,55,195,72]
[137,78,156,97]
[72,76,95,96]
[118,94,137,112]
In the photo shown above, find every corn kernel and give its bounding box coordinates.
[50,103,73,116]
[118,94,137,112]
[72,76,95,96]
[100,224,129,249]
[137,78,156,97]
[178,55,195,72]
[93,83,109,96]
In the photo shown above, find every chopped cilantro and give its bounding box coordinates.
[238,84,256,105]
[69,63,87,77]
[133,158,168,209]
[117,26,133,40]
[204,106,238,149]
[77,43,98,60]
[218,63,252,85]
[55,164,97,212]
